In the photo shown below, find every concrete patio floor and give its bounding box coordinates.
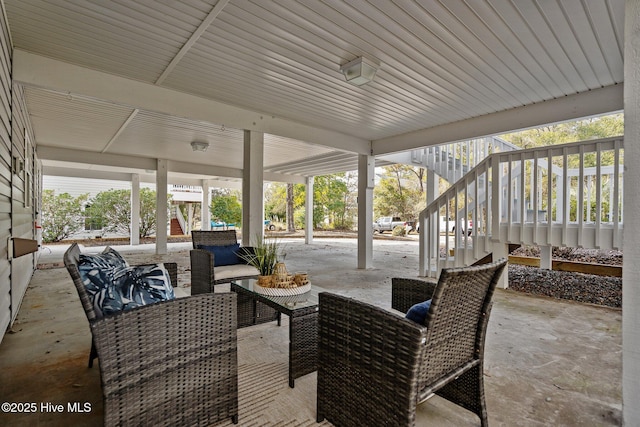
[0,238,622,426]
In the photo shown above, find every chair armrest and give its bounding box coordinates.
[391,277,437,314]
[317,292,426,426]
[190,249,215,294]
[91,293,238,426]
[163,262,178,287]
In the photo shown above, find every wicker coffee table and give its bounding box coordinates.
[230,278,321,388]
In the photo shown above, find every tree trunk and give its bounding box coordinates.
[287,183,295,232]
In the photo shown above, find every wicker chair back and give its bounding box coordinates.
[192,229,238,248]
[317,258,507,427]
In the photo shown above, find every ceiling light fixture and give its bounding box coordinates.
[190,141,210,152]
[340,56,379,86]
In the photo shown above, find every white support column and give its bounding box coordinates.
[187,203,193,235]
[305,176,314,244]
[539,245,552,270]
[427,169,440,205]
[242,130,264,246]
[130,173,140,245]
[623,1,640,425]
[357,154,374,269]
[155,159,168,255]
[201,180,211,231]
[426,169,440,259]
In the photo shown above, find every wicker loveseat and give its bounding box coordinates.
[64,243,239,426]
[316,259,507,427]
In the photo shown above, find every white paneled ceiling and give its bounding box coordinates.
[4,0,625,182]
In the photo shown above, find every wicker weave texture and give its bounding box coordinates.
[91,293,239,426]
[190,231,278,327]
[190,230,261,292]
[391,277,437,314]
[63,243,178,368]
[317,259,507,427]
[289,309,319,387]
[191,230,239,248]
[317,293,425,426]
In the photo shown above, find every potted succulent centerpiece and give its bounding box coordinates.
[239,236,284,287]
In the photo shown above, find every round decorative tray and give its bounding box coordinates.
[252,282,311,296]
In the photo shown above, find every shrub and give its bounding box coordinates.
[392,224,406,236]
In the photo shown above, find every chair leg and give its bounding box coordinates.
[88,339,98,368]
[437,365,487,426]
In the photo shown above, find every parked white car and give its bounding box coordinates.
[415,216,473,235]
[373,216,409,233]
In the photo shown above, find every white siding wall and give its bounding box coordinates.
[9,85,38,328]
[43,176,155,199]
[0,7,41,344]
[0,5,11,341]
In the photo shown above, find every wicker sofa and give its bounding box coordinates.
[316,259,507,427]
[64,243,239,426]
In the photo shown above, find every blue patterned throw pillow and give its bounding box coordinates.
[405,299,432,325]
[78,248,130,317]
[198,243,241,266]
[77,248,174,317]
[109,263,175,314]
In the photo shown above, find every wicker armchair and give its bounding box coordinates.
[316,258,507,427]
[92,293,239,426]
[190,230,279,327]
[190,230,259,294]
[64,243,239,425]
[63,243,178,368]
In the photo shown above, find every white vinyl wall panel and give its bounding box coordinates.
[9,84,38,329]
[0,7,11,342]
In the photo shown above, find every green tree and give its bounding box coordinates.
[210,189,242,225]
[500,113,624,222]
[313,174,354,229]
[374,165,426,220]
[87,189,130,235]
[139,188,160,237]
[264,183,288,220]
[86,188,162,238]
[264,174,356,230]
[500,114,623,149]
[286,183,295,232]
[41,190,88,242]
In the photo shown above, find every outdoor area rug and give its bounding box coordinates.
[224,319,331,427]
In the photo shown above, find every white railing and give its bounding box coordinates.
[419,136,519,184]
[170,184,202,193]
[418,137,624,277]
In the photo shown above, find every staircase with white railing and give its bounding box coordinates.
[420,137,519,185]
[417,137,624,278]
[379,136,519,186]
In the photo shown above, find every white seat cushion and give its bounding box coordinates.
[214,264,259,281]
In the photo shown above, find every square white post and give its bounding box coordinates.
[155,159,168,255]
[623,0,640,424]
[242,130,264,246]
[357,154,374,269]
[305,176,314,244]
[201,179,211,231]
[130,173,140,245]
